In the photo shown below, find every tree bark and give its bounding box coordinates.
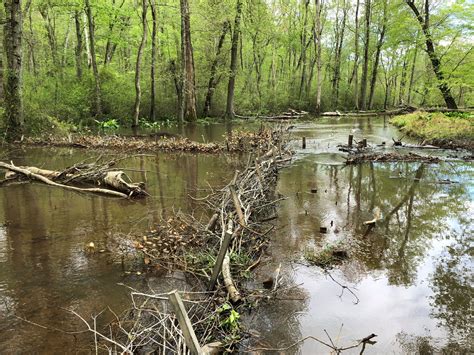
[406,0,457,109]
[203,21,230,117]
[132,0,148,127]
[359,0,371,110]
[350,0,360,109]
[368,0,387,110]
[85,0,102,116]
[180,0,197,121]
[407,37,419,104]
[74,10,83,79]
[332,0,347,107]
[3,0,23,141]
[298,0,310,100]
[0,5,4,102]
[314,0,323,114]
[225,0,243,119]
[149,0,157,121]
[398,52,408,105]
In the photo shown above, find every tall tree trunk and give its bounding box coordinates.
[225,0,243,119]
[203,20,230,117]
[350,0,360,109]
[74,10,83,79]
[406,0,457,109]
[398,52,408,105]
[61,17,72,69]
[3,0,23,141]
[180,0,197,121]
[332,0,347,107]
[359,0,371,110]
[25,4,37,76]
[368,0,387,110]
[85,0,102,116]
[407,38,419,104]
[149,0,157,121]
[103,0,126,66]
[133,0,148,127]
[82,12,92,67]
[298,0,310,99]
[314,0,323,113]
[0,5,4,102]
[39,5,58,70]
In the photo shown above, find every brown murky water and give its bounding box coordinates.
[0,119,472,353]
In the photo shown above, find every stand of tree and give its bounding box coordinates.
[1,0,472,140]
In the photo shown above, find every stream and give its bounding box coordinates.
[0,118,472,353]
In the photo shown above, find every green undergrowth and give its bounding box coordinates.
[391,111,474,141]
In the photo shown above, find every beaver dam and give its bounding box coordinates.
[0,118,472,353]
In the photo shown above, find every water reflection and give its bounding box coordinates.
[0,147,244,353]
[251,158,473,353]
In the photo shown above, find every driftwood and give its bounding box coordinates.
[0,161,147,198]
[235,108,309,120]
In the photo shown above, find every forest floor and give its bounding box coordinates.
[390,111,474,150]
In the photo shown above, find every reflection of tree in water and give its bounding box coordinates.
[354,163,470,286]
[396,331,471,354]
[429,227,473,346]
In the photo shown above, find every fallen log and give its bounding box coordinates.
[0,162,129,198]
[0,161,147,198]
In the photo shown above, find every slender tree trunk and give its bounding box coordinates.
[298,0,310,99]
[3,0,23,141]
[314,0,323,113]
[368,0,387,110]
[350,0,360,109]
[74,10,83,79]
[398,52,408,105]
[406,0,457,109]
[25,5,37,76]
[133,0,148,127]
[332,0,347,107]
[82,12,92,67]
[0,5,4,102]
[103,0,126,66]
[225,0,243,119]
[407,38,419,104]
[359,0,371,110]
[149,0,157,121]
[203,20,230,117]
[85,0,102,116]
[180,0,197,121]
[39,5,59,70]
[61,16,72,68]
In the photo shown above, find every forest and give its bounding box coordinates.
[1,0,472,140]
